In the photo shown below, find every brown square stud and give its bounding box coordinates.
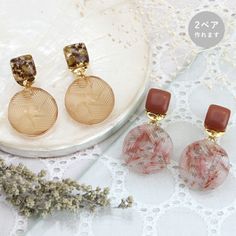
[204,104,231,132]
[10,55,36,86]
[145,88,171,115]
[64,43,89,71]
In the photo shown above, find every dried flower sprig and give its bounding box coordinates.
[0,159,133,217]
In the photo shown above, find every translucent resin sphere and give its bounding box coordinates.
[180,139,230,190]
[123,123,173,174]
[65,76,114,125]
[8,87,58,136]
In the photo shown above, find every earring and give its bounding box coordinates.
[122,88,173,174]
[8,55,58,136]
[179,105,231,190]
[63,43,115,125]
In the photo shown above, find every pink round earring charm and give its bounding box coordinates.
[180,105,231,190]
[122,88,173,174]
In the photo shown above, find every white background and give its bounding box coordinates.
[1,0,236,235]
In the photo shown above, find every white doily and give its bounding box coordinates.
[1,0,236,236]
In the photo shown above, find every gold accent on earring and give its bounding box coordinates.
[63,43,115,125]
[8,55,58,136]
[205,129,225,142]
[146,111,166,124]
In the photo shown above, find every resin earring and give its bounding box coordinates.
[122,88,173,174]
[63,43,115,125]
[8,55,58,136]
[179,104,231,190]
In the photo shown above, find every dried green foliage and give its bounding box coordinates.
[0,159,133,217]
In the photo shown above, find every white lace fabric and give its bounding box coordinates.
[1,0,236,235]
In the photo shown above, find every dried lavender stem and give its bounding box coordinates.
[0,159,133,217]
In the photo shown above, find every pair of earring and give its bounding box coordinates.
[8,43,115,136]
[123,88,231,191]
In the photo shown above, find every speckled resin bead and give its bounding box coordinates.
[122,88,173,174]
[123,123,173,174]
[179,104,231,190]
[180,139,230,190]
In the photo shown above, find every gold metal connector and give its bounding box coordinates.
[146,111,166,124]
[205,129,225,142]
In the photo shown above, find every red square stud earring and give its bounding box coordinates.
[179,104,231,190]
[122,88,173,174]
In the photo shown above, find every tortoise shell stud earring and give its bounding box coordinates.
[122,88,173,174]
[179,104,231,190]
[8,55,58,136]
[63,43,115,125]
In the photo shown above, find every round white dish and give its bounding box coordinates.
[0,0,150,157]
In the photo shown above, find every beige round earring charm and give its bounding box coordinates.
[188,11,225,49]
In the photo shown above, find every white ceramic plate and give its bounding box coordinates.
[0,0,150,157]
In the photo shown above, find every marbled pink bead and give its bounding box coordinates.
[122,123,173,174]
[180,139,230,190]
